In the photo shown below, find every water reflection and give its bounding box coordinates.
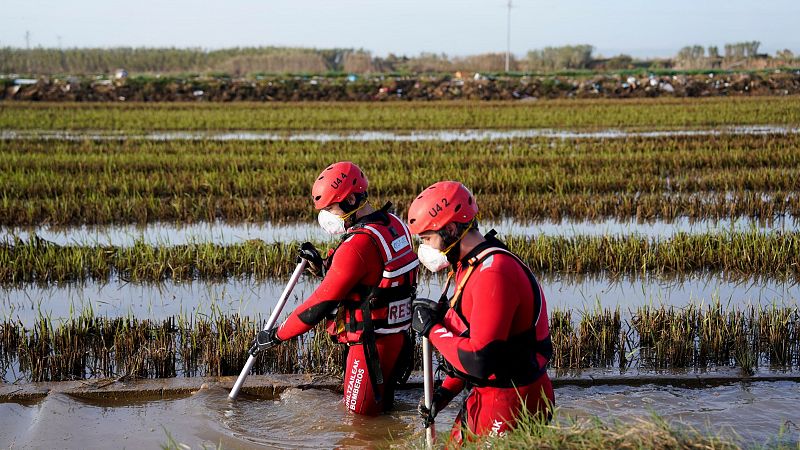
[3,125,799,142]
[546,273,800,312]
[2,215,795,247]
[2,275,797,327]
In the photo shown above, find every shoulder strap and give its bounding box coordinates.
[449,246,506,308]
[449,246,543,329]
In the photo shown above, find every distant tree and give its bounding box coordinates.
[677,45,705,61]
[748,41,761,57]
[676,45,706,68]
[776,49,795,60]
[342,51,375,73]
[526,45,593,71]
[724,41,761,59]
[604,54,633,70]
[375,53,409,72]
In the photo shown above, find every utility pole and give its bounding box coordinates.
[58,35,62,49]
[505,0,512,72]
[25,30,31,74]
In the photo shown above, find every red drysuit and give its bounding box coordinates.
[277,210,417,416]
[429,236,554,442]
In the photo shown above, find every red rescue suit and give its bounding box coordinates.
[428,232,554,442]
[277,205,418,415]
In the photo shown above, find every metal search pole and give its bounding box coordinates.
[228,259,308,400]
[422,337,436,448]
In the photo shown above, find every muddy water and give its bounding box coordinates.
[556,381,800,447]
[2,275,798,327]
[0,386,427,449]
[2,216,795,248]
[1,381,797,448]
[2,125,799,142]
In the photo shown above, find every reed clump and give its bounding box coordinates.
[550,309,580,370]
[633,304,698,369]
[3,190,797,226]
[2,231,798,285]
[578,306,622,368]
[4,303,799,382]
[0,320,21,378]
[757,303,798,367]
[0,320,20,358]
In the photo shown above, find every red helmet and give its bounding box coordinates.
[311,161,368,210]
[407,181,478,234]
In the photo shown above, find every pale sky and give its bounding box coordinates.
[3,0,798,58]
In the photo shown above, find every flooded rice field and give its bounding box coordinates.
[3,105,799,448]
[2,124,799,142]
[2,380,798,448]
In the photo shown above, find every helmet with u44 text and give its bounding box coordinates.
[311,161,369,210]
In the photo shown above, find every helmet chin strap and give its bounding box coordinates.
[445,242,462,266]
[340,199,368,227]
[439,218,476,265]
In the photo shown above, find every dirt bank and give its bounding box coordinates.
[3,370,799,403]
[3,72,799,101]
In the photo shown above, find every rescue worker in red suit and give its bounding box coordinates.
[407,181,554,443]
[249,161,419,416]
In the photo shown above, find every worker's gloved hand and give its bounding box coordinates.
[298,242,325,277]
[417,387,456,428]
[412,297,444,338]
[248,327,281,356]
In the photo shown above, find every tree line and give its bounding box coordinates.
[1,42,796,75]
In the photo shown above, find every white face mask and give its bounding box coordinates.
[416,219,476,272]
[318,209,346,235]
[418,243,450,272]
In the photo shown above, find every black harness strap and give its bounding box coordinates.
[359,292,384,403]
[446,231,551,388]
[335,202,416,404]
